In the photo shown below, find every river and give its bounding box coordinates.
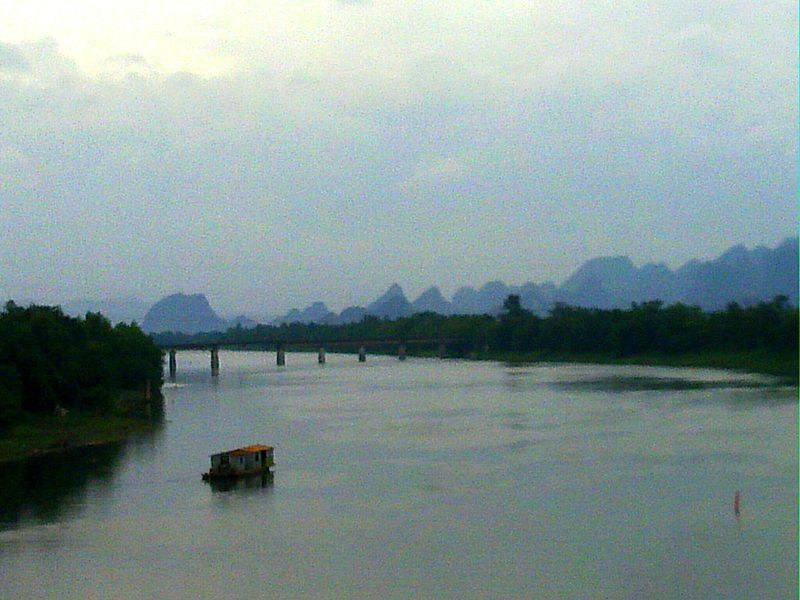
[0,352,797,599]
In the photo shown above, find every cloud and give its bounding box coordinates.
[104,53,154,76]
[399,155,471,196]
[0,42,27,71]
[0,1,796,313]
[0,143,32,193]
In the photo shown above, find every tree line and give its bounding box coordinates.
[0,302,163,429]
[154,295,797,366]
[493,295,797,356]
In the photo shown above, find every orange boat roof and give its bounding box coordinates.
[228,444,273,456]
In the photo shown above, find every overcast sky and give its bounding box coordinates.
[0,1,796,315]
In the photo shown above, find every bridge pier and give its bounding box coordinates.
[277,344,286,366]
[398,344,406,361]
[210,346,220,376]
[168,349,177,379]
[318,347,326,364]
[358,345,366,362]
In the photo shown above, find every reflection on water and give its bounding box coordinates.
[0,408,165,530]
[207,472,274,493]
[0,353,795,600]
[0,443,125,528]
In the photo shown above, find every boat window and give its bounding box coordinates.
[255,454,259,461]
[239,457,243,464]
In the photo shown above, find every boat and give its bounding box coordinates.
[202,444,275,481]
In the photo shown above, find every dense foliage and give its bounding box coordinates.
[0,302,163,427]
[154,295,797,371]
[493,295,798,357]
[153,312,496,355]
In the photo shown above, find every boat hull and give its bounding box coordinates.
[202,466,274,481]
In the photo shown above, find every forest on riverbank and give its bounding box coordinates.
[0,302,163,460]
[155,296,798,380]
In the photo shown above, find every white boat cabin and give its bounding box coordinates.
[209,444,274,474]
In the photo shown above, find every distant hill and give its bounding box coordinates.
[451,281,513,315]
[230,315,259,329]
[675,238,799,309]
[139,238,798,330]
[412,286,453,315]
[337,306,367,324]
[518,282,555,315]
[441,238,798,315]
[272,301,336,325]
[266,238,798,325]
[557,256,643,309]
[549,237,798,311]
[366,284,412,319]
[142,293,227,334]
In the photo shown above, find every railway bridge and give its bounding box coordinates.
[158,337,466,378]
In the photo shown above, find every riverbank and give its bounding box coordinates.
[0,412,158,464]
[0,389,163,464]
[348,346,798,383]
[481,349,798,383]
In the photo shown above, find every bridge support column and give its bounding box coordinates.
[277,344,286,366]
[358,345,366,362]
[318,347,326,364]
[168,349,177,379]
[210,346,220,376]
[398,344,406,361]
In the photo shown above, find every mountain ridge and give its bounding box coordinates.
[139,237,799,332]
[141,293,228,334]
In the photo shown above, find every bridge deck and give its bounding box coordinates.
[160,338,464,351]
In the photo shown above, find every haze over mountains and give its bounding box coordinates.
[124,238,799,334]
[61,297,152,326]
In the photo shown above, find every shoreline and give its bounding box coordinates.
[241,345,797,383]
[2,350,794,464]
[481,350,798,383]
[0,412,159,464]
[406,348,798,383]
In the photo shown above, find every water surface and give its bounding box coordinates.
[0,353,796,599]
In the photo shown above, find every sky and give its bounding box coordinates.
[0,1,797,316]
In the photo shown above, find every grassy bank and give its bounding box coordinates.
[482,349,798,382]
[0,390,163,464]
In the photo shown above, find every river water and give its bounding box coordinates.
[0,352,796,599]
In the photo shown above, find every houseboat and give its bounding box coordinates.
[202,445,275,481]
